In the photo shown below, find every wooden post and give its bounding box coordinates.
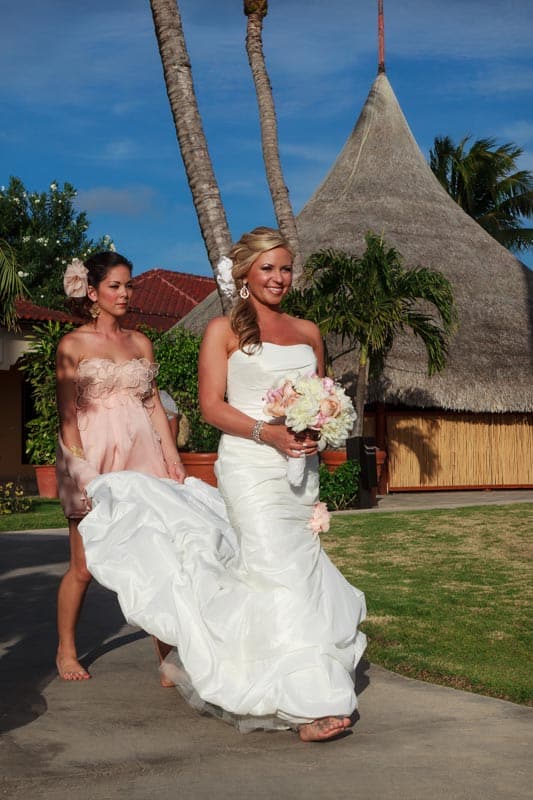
[378,0,385,73]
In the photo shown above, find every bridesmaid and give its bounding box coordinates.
[55,251,186,681]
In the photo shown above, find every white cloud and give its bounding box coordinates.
[280,143,338,165]
[76,186,156,216]
[499,121,533,146]
[466,67,533,96]
[101,140,139,161]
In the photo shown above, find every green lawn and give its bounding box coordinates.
[3,498,531,705]
[322,504,533,706]
[0,498,66,532]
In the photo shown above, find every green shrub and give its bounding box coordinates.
[0,482,32,514]
[19,321,73,464]
[145,326,221,452]
[319,459,360,510]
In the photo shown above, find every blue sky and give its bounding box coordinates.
[2,0,532,275]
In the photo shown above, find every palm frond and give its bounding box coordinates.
[0,239,29,331]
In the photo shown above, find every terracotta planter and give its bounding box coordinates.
[320,450,348,473]
[181,452,218,487]
[34,465,58,498]
[320,448,387,486]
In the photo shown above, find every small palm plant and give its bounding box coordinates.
[0,239,28,331]
[284,232,457,436]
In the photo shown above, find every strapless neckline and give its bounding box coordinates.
[228,342,314,362]
[77,356,154,371]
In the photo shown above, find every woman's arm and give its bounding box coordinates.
[56,335,85,455]
[136,334,186,483]
[198,318,319,457]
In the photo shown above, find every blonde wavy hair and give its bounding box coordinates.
[229,227,294,353]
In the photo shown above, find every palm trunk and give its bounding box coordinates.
[244,1,303,284]
[149,0,232,313]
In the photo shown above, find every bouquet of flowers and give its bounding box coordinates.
[264,374,356,486]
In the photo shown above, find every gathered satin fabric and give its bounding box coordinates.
[56,357,169,518]
[79,343,367,731]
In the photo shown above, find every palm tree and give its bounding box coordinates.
[284,233,457,436]
[430,135,533,254]
[0,239,28,331]
[243,0,303,283]
[149,0,232,312]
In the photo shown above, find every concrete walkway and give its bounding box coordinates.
[1,495,532,799]
[363,488,533,513]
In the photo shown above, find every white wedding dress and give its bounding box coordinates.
[79,343,367,731]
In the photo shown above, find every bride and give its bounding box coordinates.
[80,228,366,742]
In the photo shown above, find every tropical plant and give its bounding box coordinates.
[284,232,457,436]
[429,135,533,253]
[0,177,113,309]
[0,238,28,331]
[319,460,360,511]
[145,326,221,452]
[149,0,232,312]
[0,481,32,514]
[243,0,303,282]
[19,321,73,464]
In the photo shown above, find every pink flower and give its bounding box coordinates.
[264,380,299,417]
[308,501,331,538]
[319,396,342,419]
[63,258,88,297]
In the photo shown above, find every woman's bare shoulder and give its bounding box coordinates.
[127,328,154,356]
[56,326,91,357]
[204,316,233,338]
[286,315,321,344]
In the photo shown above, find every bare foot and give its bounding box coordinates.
[152,637,175,688]
[56,654,91,681]
[298,716,351,742]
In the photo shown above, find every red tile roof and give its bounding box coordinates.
[127,269,216,331]
[14,299,82,325]
[12,270,217,333]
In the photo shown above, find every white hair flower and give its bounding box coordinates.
[63,258,88,298]
[215,256,236,298]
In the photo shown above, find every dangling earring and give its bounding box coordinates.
[239,283,250,300]
[90,302,100,319]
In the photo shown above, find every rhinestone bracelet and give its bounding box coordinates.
[251,419,265,444]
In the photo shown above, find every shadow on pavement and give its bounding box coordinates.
[0,532,129,735]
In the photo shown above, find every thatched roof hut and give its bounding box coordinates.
[296,73,533,414]
[180,73,532,414]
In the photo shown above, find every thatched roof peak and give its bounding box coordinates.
[296,73,533,414]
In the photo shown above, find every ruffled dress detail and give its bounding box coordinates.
[56,358,169,519]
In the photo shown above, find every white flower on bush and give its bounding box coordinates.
[50,182,58,191]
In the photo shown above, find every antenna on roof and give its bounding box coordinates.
[378,0,385,74]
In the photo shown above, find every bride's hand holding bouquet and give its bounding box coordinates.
[263,374,356,487]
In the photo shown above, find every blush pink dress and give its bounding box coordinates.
[56,357,169,519]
